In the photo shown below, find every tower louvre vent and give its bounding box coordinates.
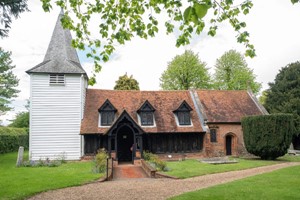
[49,74,65,85]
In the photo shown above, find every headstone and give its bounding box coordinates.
[16,146,24,167]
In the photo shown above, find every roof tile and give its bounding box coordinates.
[196,90,263,123]
[80,89,203,134]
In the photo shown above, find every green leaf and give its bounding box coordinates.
[196,22,205,34]
[191,13,199,24]
[208,26,217,37]
[245,49,256,58]
[183,6,193,22]
[194,3,208,19]
[102,54,109,62]
[243,8,249,15]
[174,15,182,21]
[240,22,246,28]
[94,62,102,73]
[291,0,299,4]
[42,0,52,12]
[88,75,96,86]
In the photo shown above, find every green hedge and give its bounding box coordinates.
[242,114,295,160]
[0,127,29,154]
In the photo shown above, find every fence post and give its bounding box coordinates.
[111,158,113,180]
[106,157,108,180]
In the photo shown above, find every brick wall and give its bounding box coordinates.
[108,124,248,159]
[205,124,247,157]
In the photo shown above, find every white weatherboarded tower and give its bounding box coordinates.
[26,11,88,160]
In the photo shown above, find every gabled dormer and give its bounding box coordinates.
[98,100,117,126]
[174,100,193,126]
[137,100,155,126]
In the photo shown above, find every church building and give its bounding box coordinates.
[26,12,267,162]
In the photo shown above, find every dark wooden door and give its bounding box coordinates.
[117,127,134,163]
[226,135,232,155]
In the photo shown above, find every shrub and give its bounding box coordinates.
[242,114,295,160]
[143,151,154,161]
[143,151,167,171]
[0,127,28,154]
[92,148,107,173]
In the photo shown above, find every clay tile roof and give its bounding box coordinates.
[196,90,264,123]
[80,89,204,134]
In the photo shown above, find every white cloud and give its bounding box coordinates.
[1,0,300,124]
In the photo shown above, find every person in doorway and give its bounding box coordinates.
[130,144,133,152]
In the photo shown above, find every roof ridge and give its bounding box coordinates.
[87,88,193,92]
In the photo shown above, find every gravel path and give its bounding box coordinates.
[28,162,300,200]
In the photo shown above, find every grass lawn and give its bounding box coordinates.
[277,154,300,162]
[0,152,102,200]
[164,155,300,179]
[170,165,300,200]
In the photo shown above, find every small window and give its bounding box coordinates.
[174,101,193,126]
[210,129,217,142]
[49,74,65,85]
[98,100,117,126]
[138,100,155,126]
[101,111,115,126]
[177,111,191,125]
[140,112,154,126]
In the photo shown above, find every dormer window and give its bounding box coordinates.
[137,100,155,126]
[98,100,117,126]
[49,74,65,85]
[174,101,192,126]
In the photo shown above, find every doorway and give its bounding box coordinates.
[226,135,232,155]
[117,126,134,163]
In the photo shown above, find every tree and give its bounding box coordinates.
[0,47,19,114]
[40,0,263,84]
[258,90,268,106]
[213,49,261,94]
[264,61,300,149]
[8,111,29,128]
[114,73,140,90]
[242,114,295,160]
[0,0,29,38]
[8,100,29,128]
[40,1,300,85]
[160,50,211,90]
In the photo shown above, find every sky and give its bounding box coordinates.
[1,0,300,125]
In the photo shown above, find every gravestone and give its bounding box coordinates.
[289,143,294,150]
[16,146,24,167]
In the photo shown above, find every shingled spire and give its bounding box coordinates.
[26,11,86,74]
